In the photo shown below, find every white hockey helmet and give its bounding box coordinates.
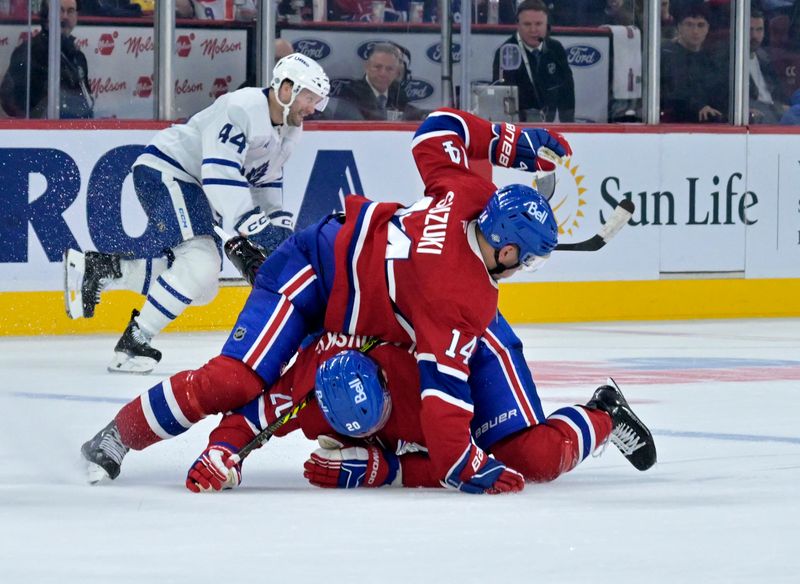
[271,53,330,118]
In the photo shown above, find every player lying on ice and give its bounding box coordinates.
[81,202,656,493]
[81,107,654,494]
[183,329,657,493]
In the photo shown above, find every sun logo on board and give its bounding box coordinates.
[534,156,587,237]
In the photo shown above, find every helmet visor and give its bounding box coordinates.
[292,85,329,112]
[314,94,329,112]
[519,252,551,272]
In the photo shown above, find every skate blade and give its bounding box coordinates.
[86,461,112,485]
[107,353,157,375]
[63,249,85,319]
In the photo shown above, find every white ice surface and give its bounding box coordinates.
[1,319,799,583]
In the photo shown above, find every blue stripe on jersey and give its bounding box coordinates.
[261,182,283,188]
[413,112,466,142]
[486,314,546,422]
[147,295,177,320]
[203,178,249,187]
[552,406,592,460]
[143,145,188,174]
[157,276,193,304]
[342,202,373,332]
[141,258,152,295]
[202,158,242,170]
[148,384,188,437]
[236,397,267,431]
[418,360,473,405]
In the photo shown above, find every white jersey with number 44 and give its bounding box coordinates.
[134,87,299,235]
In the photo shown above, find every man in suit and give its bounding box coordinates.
[492,0,575,122]
[748,8,786,124]
[339,43,423,121]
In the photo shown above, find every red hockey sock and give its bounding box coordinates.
[492,406,612,482]
[116,355,265,451]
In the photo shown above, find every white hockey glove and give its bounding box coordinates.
[234,209,295,256]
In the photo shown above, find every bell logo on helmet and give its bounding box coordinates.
[350,378,367,404]
[315,350,391,438]
[526,200,549,224]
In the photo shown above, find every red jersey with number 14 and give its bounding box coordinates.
[324,109,511,485]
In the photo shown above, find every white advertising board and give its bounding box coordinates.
[0,127,798,293]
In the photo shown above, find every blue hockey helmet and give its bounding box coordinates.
[478,184,558,272]
[315,350,392,438]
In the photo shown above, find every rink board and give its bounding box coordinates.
[0,122,798,335]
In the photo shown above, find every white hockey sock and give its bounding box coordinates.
[136,275,194,338]
[134,237,221,338]
[107,258,169,295]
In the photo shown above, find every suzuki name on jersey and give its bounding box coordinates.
[416,191,455,255]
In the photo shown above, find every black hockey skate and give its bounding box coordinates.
[81,420,130,483]
[108,309,162,374]
[63,249,122,319]
[587,378,657,471]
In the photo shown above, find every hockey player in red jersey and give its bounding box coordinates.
[184,330,656,493]
[319,110,575,492]
[80,108,577,494]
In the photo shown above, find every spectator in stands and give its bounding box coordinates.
[551,0,605,26]
[748,7,786,123]
[330,0,391,21]
[779,88,800,123]
[178,0,257,20]
[472,0,518,23]
[0,0,94,119]
[275,39,295,61]
[662,0,677,40]
[760,0,796,18]
[660,2,727,122]
[338,42,424,120]
[79,0,142,17]
[584,0,635,26]
[239,39,296,89]
[492,0,575,122]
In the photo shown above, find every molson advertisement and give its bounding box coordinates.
[0,24,247,119]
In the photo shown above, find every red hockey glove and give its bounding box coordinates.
[490,123,572,172]
[185,443,242,493]
[303,437,401,489]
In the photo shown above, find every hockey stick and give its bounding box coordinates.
[226,335,382,468]
[554,198,635,252]
[226,392,316,467]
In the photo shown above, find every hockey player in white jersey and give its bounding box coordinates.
[63,53,329,374]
